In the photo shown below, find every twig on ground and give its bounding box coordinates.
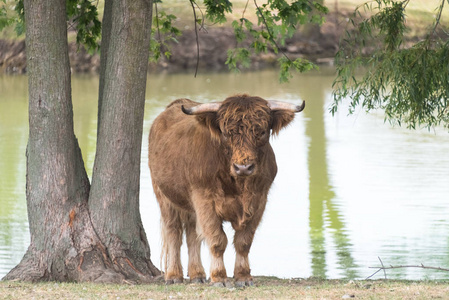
[379,256,387,280]
[366,257,449,280]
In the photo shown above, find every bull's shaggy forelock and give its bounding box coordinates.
[218,96,270,136]
[217,95,271,166]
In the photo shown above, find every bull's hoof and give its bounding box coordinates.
[235,280,254,287]
[190,277,207,284]
[212,281,225,287]
[211,281,233,288]
[165,278,183,285]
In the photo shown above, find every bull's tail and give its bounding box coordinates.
[152,183,170,277]
[153,183,187,280]
[160,215,168,276]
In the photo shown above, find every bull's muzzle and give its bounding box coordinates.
[233,163,255,176]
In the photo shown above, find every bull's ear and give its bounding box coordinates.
[268,100,305,135]
[195,113,222,141]
[182,103,222,141]
[270,110,296,135]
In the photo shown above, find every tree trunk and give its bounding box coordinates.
[4,0,114,282]
[89,0,159,281]
[4,0,159,283]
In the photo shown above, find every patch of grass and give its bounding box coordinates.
[338,0,449,30]
[2,0,448,40]
[1,277,449,299]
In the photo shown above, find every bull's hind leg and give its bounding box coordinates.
[154,185,184,284]
[184,213,206,283]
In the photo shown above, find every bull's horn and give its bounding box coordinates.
[267,100,305,112]
[181,102,222,115]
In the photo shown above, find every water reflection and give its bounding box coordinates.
[71,76,100,177]
[0,75,29,277]
[300,73,358,279]
[2,70,449,280]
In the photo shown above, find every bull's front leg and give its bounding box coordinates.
[233,226,256,286]
[192,190,228,286]
[233,196,267,287]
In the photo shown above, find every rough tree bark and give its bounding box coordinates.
[89,0,160,281]
[3,0,159,283]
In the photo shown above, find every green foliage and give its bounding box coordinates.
[1,0,328,82]
[204,0,232,23]
[254,0,328,45]
[0,0,13,31]
[150,0,327,82]
[1,0,101,51]
[150,2,182,62]
[376,0,406,51]
[332,0,449,130]
[225,47,251,70]
[0,0,24,36]
[13,0,23,35]
[67,0,101,52]
[226,0,327,80]
[279,56,316,83]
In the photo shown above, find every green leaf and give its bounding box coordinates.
[279,57,316,83]
[225,48,251,72]
[0,4,11,31]
[150,7,182,62]
[204,0,232,23]
[331,0,449,129]
[13,0,24,36]
[232,20,246,43]
[67,0,102,52]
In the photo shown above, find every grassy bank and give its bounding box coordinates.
[1,0,448,39]
[1,277,449,299]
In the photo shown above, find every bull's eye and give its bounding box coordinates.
[258,130,267,139]
[222,131,228,140]
[256,130,268,144]
[222,130,234,141]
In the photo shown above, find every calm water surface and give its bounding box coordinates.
[1,69,449,280]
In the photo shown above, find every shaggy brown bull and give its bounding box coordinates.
[148,94,305,286]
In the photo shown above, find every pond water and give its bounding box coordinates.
[1,69,449,281]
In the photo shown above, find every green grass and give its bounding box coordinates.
[336,0,449,37]
[1,0,448,40]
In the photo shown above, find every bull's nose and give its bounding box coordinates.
[233,163,255,176]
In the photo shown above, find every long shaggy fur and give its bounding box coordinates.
[148,94,302,284]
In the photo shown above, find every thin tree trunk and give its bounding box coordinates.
[89,0,159,281]
[97,0,113,136]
